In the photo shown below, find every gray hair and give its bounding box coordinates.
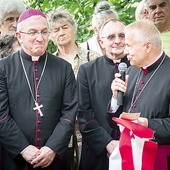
[47,8,77,30]
[0,0,26,24]
[125,20,162,48]
[135,0,147,20]
[92,1,118,30]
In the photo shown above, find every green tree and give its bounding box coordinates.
[109,0,140,24]
[23,0,140,52]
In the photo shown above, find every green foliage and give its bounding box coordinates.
[23,0,140,53]
[109,0,140,24]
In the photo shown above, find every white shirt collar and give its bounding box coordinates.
[31,56,40,61]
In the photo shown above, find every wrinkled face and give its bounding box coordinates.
[146,0,170,29]
[0,12,20,36]
[124,31,147,67]
[100,21,125,58]
[16,16,49,56]
[50,19,76,46]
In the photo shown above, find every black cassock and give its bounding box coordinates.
[0,49,77,170]
[108,53,170,169]
[77,55,130,170]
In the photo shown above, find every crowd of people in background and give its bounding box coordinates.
[0,0,170,170]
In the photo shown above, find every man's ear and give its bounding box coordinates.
[99,38,105,49]
[145,41,152,54]
[15,32,22,44]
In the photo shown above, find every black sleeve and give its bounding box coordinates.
[0,62,29,158]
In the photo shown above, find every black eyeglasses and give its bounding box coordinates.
[19,29,49,37]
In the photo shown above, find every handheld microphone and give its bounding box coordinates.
[117,62,127,106]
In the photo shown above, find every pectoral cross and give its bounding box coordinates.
[33,102,43,117]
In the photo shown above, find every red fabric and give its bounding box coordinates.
[112,118,157,170]
[154,145,170,170]
[18,8,46,23]
[119,128,134,170]
[113,118,154,138]
[142,141,158,170]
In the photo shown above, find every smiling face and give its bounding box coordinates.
[146,0,170,32]
[124,20,162,67]
[16,16,49,56]
[124,32,148,67]
[100,20,125,59]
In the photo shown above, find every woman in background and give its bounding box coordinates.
[48,8,98,170]
[80,1,118,55]
[48,8,98,78]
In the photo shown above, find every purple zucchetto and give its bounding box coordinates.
[18,8,46,23]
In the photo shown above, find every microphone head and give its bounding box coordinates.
[118,62,127,72]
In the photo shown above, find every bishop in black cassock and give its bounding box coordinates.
[77,55,129,170]
[108,52,170,169]
[0,49,77,170]
[107,19,170,170]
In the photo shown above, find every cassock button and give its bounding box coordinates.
[138,88,142,91]
[37,94,40,98]
[133,104,137,108]
[143,68,149,75]
[33,61,38,65]
[35,77,39,81]
[37,129,42,133]
[141,80,145,84]
[37,86,40,90]
[37,120,41,125]
[37,138,41,141]
[35,68,39,72]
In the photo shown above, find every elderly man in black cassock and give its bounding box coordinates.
[77,19,130,170]
[0,9,77,170]
[108,20,170,170]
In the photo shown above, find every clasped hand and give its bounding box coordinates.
[21,145,56,168]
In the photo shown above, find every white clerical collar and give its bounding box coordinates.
[31,56,40,61]
[113,59,121,63]
[143,51,163,69]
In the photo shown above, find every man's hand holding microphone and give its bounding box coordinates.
[111,62,128,104]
